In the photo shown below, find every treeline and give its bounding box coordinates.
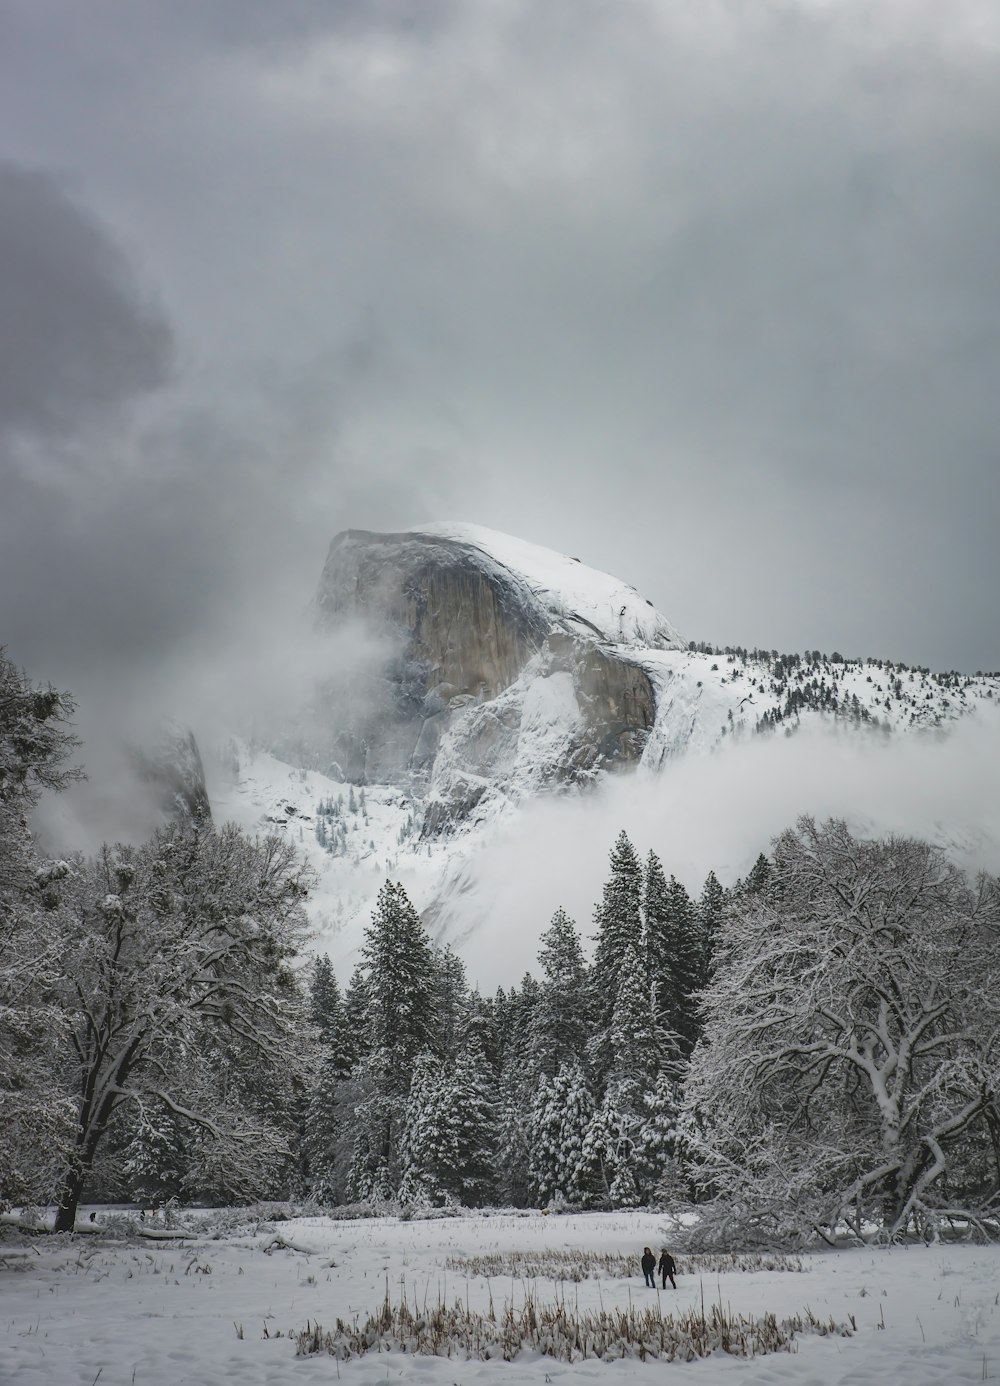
[288,817,1000,1244]
[301,839,736,1211]
[686,639,990,680]
[4,648,1000,1244]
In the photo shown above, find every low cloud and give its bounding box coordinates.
[455,710,1000,987]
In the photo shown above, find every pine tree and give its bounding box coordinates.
[346,1063,401,1203]
[697,871,726,983]
[527,1063,595,1207]
[434,945,472,1059]
[398,1052,448,1205]
[666,876,705,1054]
[591,831,644,1035]
[583,1088,642,1208]
[739,852,773,900]
[342,882,441,1196]
[309,955,342,1047]
[304,1049,346,1202]
[399,1045,498,1207]
[637,1070,685,1204]
[494,980,541,1206]
[338,965,370,1074]
[609,942,657,1089]
[448,1044,499,1206]
[531,908,591,1076]
[496,1070,533,1207]
[302,959,344,1197]
[496,974,541,1078]
[119,1101,189,1204]
[362,881,439,1077]
[464,990,500,1068]
[643,851,679,1034]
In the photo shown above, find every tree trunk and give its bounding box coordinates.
[54,1163,85,1233]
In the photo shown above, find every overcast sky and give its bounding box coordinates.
[2,0,999,738]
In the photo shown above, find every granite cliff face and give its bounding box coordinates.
[312,525,684,829]
[130,721,212,824]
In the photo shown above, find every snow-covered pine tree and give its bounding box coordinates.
[398,1052,449,1205]
[463,990,500,1067]
[531,907,591,1077]
[493,978,541,1204]
[346,1058,401,1203]
[345,882,441,1197]
[737,852,773,900]
[495,1068,533,1207]
[583,1091,642,1209]
[527,1062,595,1207]
[304,1048,346,1202]
[400,1044,499,1207]
[495,974,541,1077]
[362,881,440,1073]
[644,850,680,1036]
[119,1100,190,1205]
[666,876,705,1054]
[592,831,639,1020]
[339,965,371,1073]
[638,1069,686,1205]
[434,945,472,1059]
[609,942,658,1090]
[590,831,644,1049]
[448,1043,499,1206]
[697,870,726,983]
[309,955,342,1046]
[582,944,662,1208]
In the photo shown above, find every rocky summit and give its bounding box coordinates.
[311,525,686,827]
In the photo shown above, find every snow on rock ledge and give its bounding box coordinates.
[416,522,686,651]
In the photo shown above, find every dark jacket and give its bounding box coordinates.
[658,1252,676,1275]
[641,1251,656,1274]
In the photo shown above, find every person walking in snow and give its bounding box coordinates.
[658,1248,677,1289]
[641,1247,656,1287]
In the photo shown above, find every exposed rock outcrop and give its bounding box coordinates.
[311,526,680,831]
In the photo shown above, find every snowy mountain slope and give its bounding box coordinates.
[638,646,999,764]
[209,525,1000,974]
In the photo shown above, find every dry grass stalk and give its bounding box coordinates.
[295,1285,847,1364]
[444,1248,805,1282]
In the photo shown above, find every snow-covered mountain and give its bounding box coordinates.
[206,523,1000,971]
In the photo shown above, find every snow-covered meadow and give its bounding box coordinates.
[4,1211,1000,1385]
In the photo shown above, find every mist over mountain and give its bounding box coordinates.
[176,522,1000,984]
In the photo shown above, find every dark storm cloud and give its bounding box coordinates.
[0,163,451,730]
[0,164,171,440]
[1,0,999,696]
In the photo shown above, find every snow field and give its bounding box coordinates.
[4,1212,1000,1385]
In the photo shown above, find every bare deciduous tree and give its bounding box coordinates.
[49,823,312,1230]
[685,816,1000,1244]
